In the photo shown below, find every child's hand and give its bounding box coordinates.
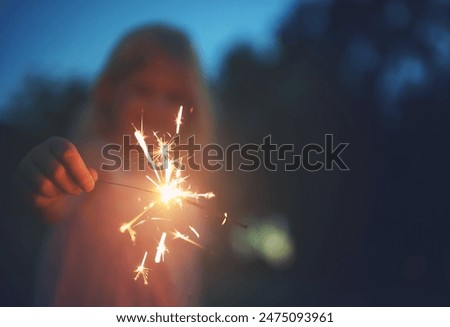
[14,136,97,212]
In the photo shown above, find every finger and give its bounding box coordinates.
[16,174,58,209]
[49,160,84,195]
[30,193,60,209]
[31,148,83,196]
[49,138,95,192]
[88,168,98,182]
[25,162,64,198]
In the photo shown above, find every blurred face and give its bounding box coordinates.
[112,52,196,141]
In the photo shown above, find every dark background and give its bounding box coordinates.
[1,0,449,306]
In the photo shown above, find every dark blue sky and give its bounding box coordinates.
[0,0,296,109]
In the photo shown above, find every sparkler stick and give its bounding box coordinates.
[96,180,248,228]
[98,180,156,194]
[97,180,247,228]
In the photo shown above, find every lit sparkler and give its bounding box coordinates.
[119,106,215,243]
[131,106,214,209]
[100,106,245,284]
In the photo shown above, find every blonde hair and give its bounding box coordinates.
[78,24,215,145]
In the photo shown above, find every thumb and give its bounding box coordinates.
[88,168,98,183]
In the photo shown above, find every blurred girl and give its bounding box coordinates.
[13,25,215,306]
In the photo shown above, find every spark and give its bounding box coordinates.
[132,220,146,228]
[150,217,172,221]
[189,225,200,238]
[172,230,205,250]
[120,204,154,243]
[155,232,168,263]
[175,105,183,134]
[133,126,161,183]
[134,108,215,208]
[134,251,150,285]
[222,212,228,226]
